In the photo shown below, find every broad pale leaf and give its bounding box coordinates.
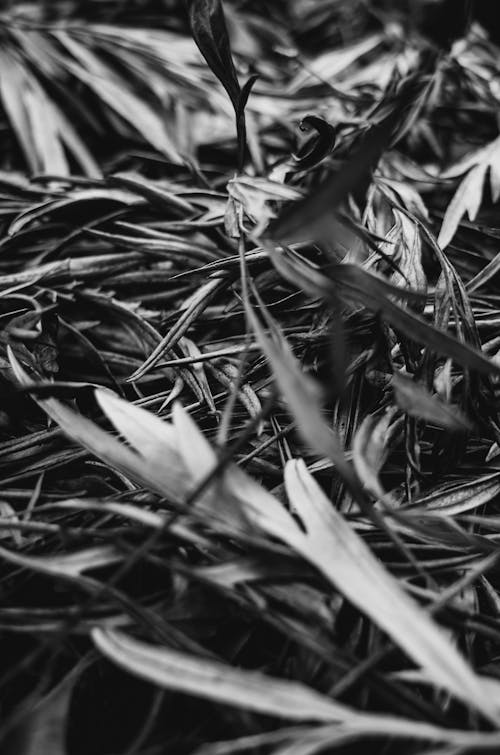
[438,135,500,249]
[92,627,352,722]
[283,459,500,724]
[438,163,487,249]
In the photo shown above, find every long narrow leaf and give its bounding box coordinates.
[283,459,500,724]
[92,627,352,722]
[185,0,250,169]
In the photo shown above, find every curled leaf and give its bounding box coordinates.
[291,115,336,172]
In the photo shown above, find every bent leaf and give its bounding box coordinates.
[283,459,500,724]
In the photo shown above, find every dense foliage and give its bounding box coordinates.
[2,1,500,753]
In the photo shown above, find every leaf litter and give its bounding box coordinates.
[2,1,500,753]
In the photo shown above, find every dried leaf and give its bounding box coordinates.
[352,409,400,504]
[392,372,472,432]
[438,135,500,249]
[410,474,500,516]
[291,115,337,172]
[246,301,361,497]
[0,543,122,579]
[92,627,352,722]
[283,460,500,723]
[266,117,394,246]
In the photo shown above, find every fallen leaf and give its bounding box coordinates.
[392,372,472,431]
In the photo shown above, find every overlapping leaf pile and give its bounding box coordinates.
[2,1,500,753]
